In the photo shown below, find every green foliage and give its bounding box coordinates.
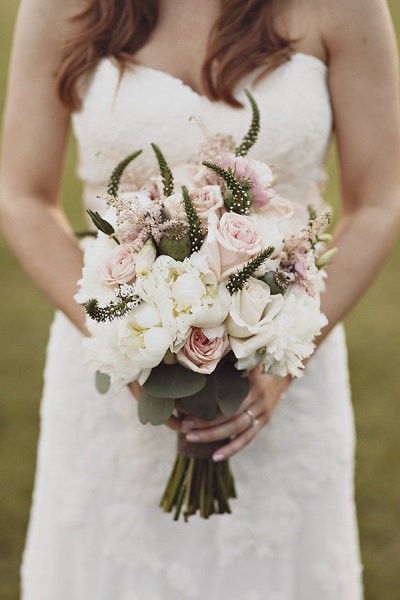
[95,371,111,394]
[87,209,115,236]
[226,247,274,294]
[181,186,204,253]
[138,389,175,425]
[202,160,252,214]
[107,150,143,197]
[143,362,206,399]
[235,89,261,157]
[151,143,174,196]
[83,296,135,322]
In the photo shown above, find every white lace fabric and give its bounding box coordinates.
[21,53,363,599]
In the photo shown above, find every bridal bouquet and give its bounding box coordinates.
[75,92,334,521]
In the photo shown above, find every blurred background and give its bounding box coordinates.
[1,2,399,599]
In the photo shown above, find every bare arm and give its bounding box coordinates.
[0,0,88,334]
[181,0,400,459]
[318,0,400,341]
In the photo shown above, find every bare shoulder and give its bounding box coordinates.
[12,0,85,59]
[319,0,397,58]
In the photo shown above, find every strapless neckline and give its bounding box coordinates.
[104,52,328,102]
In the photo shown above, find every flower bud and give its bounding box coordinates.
[159,233,191,261]
[316,247,337,269]
[136,238,156,276]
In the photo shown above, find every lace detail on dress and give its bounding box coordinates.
[22,53,363,600]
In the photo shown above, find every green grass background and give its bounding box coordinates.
[1,2,400,599]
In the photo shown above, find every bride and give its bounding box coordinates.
[1,0,399,598]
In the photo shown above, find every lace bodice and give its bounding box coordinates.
[72,53,332,215]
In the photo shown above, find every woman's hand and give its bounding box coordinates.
[180,367,291,462]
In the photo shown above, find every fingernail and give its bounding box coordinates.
[186,433,200,442]
[213,453,225,462]
[181,420,194,433]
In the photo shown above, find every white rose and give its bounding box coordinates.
[227,278,284,338]
[163,192,187,221]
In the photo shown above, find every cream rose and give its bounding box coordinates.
[202,211,263,279]
[163,185,223,227]
[177,325,229,374]
[226,278,284,338]
[98,244,137,285]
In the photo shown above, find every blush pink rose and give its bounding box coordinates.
[177,326,229,374]
[202,211,263,279]
[220,152,275,209]
[190,185,224,224]
[98,244,137,285]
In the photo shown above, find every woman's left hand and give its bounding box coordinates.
[181,366,291,461]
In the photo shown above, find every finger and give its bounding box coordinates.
[212,415,266,461]
[185,406,261,443]
[164,415,183,432]
[180,391,258,431]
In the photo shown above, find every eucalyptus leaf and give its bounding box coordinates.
[138,389,175,425]
[143,363,206,398]
[95,370,111,394]
[215,362,250,416]
[180,375,220,421]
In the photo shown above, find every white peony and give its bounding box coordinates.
[84,302,172,389]
[231,285,327,377]
[135,253,230,351]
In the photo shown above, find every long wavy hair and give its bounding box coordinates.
[57,0,293,110]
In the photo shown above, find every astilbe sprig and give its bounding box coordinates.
[202,161,252,215]
[84,284,141,322]
[181,186,205,253]
[226,246,275,294]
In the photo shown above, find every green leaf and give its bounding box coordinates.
[87,210,115,236]
[138,389,175,425]
[180,376,220,421]
[95,370,111,394]
[214,361,249,416]
[143,363,206,398]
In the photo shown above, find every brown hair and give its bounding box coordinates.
[57,0,293,110]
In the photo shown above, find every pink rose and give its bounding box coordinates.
[189,185,224,224]
[98,244,136,285]
[177,326,229,374]
[220,153,275,209]
[202,211,263,279]
[163,185,223,227]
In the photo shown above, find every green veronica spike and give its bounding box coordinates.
[151,143,174,197]
[182,186,204,253]
[235,90,261,157]
[202,161,252,215]
[107,150,143,197]
[226,246,274,294]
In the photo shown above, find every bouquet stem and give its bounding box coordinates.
[160,433,237,521]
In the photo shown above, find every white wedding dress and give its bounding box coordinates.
[21,53,364,599]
